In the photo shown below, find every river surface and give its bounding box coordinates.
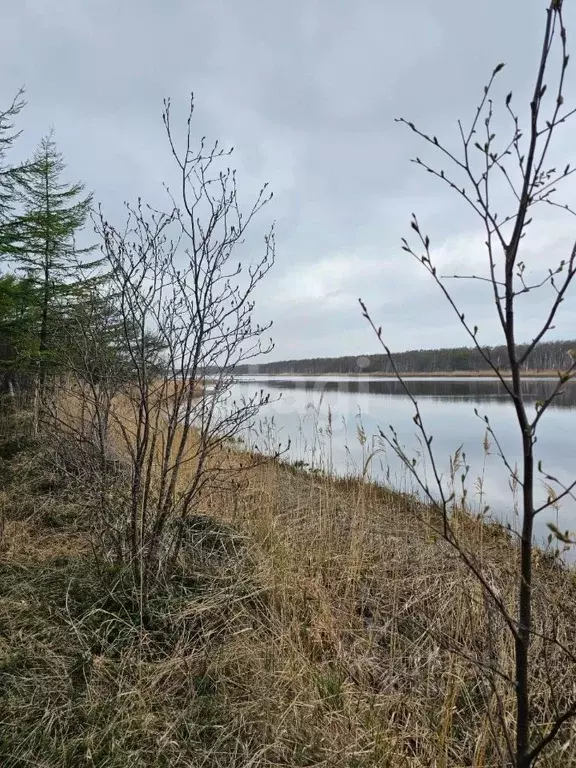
[232,375,576,549]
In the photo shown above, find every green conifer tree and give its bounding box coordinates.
[0,89,31,258]
[15,132,101,388]
[0,273,39,395]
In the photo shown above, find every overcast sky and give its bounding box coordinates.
[4,0,576,361]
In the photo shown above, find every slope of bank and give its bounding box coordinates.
[1,426,575,766]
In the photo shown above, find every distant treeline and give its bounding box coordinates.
[236,339,576,376]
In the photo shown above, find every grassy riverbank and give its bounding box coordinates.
[1,419,575,766]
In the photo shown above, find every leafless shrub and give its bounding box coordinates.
[48,96,276,606]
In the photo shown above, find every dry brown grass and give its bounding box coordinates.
[1,405,575,767]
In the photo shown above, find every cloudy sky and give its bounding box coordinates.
[4,0,576,361]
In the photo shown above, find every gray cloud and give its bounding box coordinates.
[3,0,576,359]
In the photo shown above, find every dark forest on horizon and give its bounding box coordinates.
[236,338,576,376]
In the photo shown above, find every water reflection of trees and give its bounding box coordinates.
[240,377,576,408]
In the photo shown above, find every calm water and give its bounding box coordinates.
[232,375,576,548]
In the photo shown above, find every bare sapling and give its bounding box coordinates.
[361,1,576,765]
